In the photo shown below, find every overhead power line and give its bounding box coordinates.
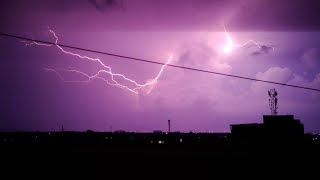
[1,32,320,92]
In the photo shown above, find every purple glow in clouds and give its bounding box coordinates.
[1,0,320,133]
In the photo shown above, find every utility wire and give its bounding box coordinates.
[1,32,320,92]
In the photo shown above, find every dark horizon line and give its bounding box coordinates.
[0,130,319,134]
[0,130,229,134]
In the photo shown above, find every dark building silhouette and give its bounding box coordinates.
[230,115,304,141]
[263,115,304,136]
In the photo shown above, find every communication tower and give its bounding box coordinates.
[268,89,278,116]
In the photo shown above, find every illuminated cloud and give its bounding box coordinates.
[251,67,292,93]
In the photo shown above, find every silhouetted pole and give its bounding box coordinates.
[168,120,171,133]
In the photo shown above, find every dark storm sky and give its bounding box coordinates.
[1,0,320,132]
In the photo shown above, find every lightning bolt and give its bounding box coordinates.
[223,25,274,54]
[24,28,173,94]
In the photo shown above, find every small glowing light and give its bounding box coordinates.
[223,45,232,54]
[180,139,183,143]
[105,137,108,140]
[165,133,168,135]
[48,133,51,135]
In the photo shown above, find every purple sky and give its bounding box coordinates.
[1,0,320,132]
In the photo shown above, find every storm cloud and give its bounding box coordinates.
[251,45,274,56]
[88,0,125,11]
[1,0,320,32]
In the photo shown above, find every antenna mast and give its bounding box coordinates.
[268,88,278,116]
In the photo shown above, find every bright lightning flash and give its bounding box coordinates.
[24,29,173,94]
[223,25,274,54]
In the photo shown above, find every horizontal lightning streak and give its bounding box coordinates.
[223,25,274,53]
[21,28,173,94]
[0,32,319,92]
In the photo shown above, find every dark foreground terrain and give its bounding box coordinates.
[1,132,320,179]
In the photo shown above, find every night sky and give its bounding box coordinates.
[1,0,320,132]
